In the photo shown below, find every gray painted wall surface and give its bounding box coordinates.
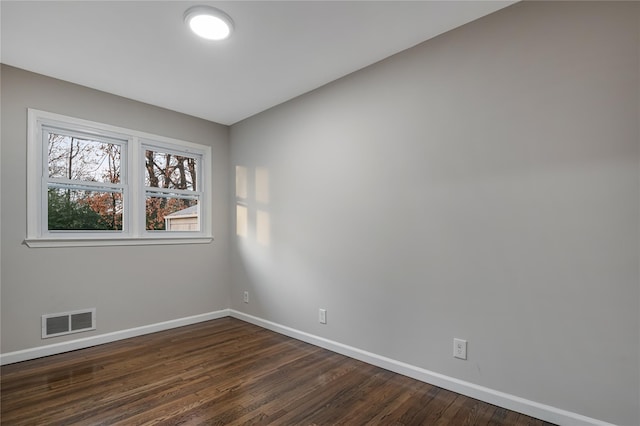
[2,2,639,424]
[230,2,640,425]
[1,65,231,352]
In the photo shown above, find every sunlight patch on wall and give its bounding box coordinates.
[256,167,270,204]
[236,166,247,199]
[235,165,270,245]
[256,210,270,246]
[236,205,248,237]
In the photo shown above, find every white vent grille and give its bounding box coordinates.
[42,309,96,338]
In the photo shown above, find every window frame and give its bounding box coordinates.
[42,124,129,236]
[140,139,205,234]
[26,109,213,247]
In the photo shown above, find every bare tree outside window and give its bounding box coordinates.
[45,132,201,232]
[28,109,212,245]
[144,150,200,231]
[47,132,122,230]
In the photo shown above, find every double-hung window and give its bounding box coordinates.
[142,142,203,232]
[44,126,126,233]
[26,109,213,247]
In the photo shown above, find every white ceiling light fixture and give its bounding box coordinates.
[184,5,234,41]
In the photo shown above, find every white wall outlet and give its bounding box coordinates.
[453,338,467,360]
[319,308,327,324]
[243,291,249,303]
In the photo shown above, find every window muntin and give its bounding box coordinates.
[27,109,213,247]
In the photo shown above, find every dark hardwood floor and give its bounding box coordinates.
[1,317,555,425]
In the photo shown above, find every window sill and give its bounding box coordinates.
[24,236,213,248]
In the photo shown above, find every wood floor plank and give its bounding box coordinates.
[335,370,408,424]
[447,398,494,426]
[361,378,430,425]
[1,317,555,425]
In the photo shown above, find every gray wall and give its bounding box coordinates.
[2,2,639,424]
[230,2,640,425]
[1,65,231,352]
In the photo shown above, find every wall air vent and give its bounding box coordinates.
[42,308,96,339]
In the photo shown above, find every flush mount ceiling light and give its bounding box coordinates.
[184,5,234,41]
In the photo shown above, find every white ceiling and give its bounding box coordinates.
[1,1,515,125]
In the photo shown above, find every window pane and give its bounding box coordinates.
[48,132,121,183]
[146,197,199,231]
[144,150,197,191]
[48,187,123,231]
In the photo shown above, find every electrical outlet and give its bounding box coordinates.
[319,308,327,324]
[453,338,467,360]
[243,291,249,303]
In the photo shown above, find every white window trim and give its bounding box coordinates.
[26,109,213,248]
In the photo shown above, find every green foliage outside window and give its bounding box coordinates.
[47,189,113,231]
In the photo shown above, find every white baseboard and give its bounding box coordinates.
[0,309,230,365]
[0,308,616,426]
[228,310,615,426]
